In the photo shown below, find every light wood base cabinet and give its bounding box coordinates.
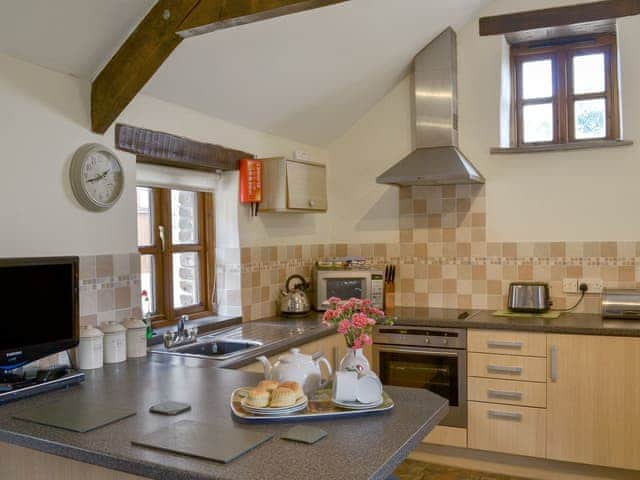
[546,334,640,470]
[468,401,546,458]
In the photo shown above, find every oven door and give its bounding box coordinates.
[373,344,467,428]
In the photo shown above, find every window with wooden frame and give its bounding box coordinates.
[137,187,215,327]
[511,34,620,147]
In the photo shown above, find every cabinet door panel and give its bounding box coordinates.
[286,161,327,211]
[546,334,640,470]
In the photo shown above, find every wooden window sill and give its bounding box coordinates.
[491,140,633,154]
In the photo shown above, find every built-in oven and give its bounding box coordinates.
[373,326,467,428]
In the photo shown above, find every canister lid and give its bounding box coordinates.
[80,325,103,338]
[99,321,126,334]
[122,317,146,330]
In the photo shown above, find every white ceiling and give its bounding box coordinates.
[0,0,488,146]
[0,0,155,78]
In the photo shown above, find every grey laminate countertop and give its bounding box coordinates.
[0,358,448,480]
[385,307,640,336]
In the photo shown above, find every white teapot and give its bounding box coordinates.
[256,348,332,394]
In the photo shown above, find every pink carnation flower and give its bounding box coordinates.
[359,334,373,346]
[352,313,370,328]
[327,296,342,306]
[337,319,351,335]
[352,337,364,349]
[322,309,337,323]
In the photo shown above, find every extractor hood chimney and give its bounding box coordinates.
[376,27,485,186]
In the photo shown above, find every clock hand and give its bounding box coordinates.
[86,170,110,183]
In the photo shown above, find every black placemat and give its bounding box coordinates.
[14,399,136,433]
[132,420,273,464]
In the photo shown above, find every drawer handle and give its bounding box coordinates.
[487,365,523,375]
[488,410,523,421]
[488,388,523,400]
[487,340,523,350]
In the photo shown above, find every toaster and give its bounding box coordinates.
[507,282,551,313]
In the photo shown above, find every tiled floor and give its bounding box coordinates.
[394,459,531,480]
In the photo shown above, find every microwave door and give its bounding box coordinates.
[324,277,367,301]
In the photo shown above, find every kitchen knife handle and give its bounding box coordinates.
[487,364,523,375]
[487,389,523,400]
[487,340,523,350]
[550,345,558,382]
[488,410,523,421]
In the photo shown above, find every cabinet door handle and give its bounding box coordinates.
[550,345,558,382]
[488,389,523,400]
[487,340,523,350]
[488,410,523,421]
[487,364,523,375]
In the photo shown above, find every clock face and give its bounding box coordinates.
[70,144,124,211]
[81,151,123,205]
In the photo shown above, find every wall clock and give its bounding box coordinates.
[69,143,124,211]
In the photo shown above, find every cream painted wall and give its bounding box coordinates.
[327,76,410,244]
[0,52,330,259]
[329,0,640,243]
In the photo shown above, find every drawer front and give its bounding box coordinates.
[468,401,546,458]
[468,352,546,382]
[468,329,546,357]
[468,377,546,408]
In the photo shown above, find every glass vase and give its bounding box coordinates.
[338,347,371,374]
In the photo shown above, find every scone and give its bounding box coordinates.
[245,388,270,408]
[257,379,279,392]
[278,381,304,400]
[269,387,297,407]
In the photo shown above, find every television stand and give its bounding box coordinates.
[0,366,85,404]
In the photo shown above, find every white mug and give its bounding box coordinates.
[333,371,358,402]
[356,373,383,404]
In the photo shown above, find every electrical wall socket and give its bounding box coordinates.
[579,278,604,294]
[563,279,578,293]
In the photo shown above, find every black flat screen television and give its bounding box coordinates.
[0,257,79,370]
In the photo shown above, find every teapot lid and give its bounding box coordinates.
[279,348,311,363]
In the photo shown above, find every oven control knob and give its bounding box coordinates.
[442,339,448,345]
[425,338,430,344]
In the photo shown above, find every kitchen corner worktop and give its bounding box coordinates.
[385,307,640,337]
[0,358,448,480]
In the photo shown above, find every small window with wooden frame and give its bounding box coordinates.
[511,33,619,147]
[137,186,215,327]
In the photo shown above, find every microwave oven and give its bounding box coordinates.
[312,267,384,311]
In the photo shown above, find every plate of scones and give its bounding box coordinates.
[238,380,308,415]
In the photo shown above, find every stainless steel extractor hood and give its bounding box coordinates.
[376,27,485,186]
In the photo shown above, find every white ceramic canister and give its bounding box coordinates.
[122,317,147,358]
[77,325,104,370]
[99,321,127,364]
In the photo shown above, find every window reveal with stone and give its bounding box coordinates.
[511,34,620,146]
[137,187,215,326]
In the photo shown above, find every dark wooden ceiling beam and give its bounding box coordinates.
[177,0,348,37]
[91,0,348,134]
[479,0,640,37]
[91,0,200,134]
[115,124,253,172]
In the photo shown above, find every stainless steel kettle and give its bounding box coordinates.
[279,274,311,317]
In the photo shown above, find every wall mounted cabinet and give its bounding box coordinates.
[260,157,327,213]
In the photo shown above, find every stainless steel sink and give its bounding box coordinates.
[150,321,328,361]
[167,339,261,359]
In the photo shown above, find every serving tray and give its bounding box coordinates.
[230,387,394,423]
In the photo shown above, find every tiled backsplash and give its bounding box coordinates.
[234,183,640,320]
[79,254,141,326]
